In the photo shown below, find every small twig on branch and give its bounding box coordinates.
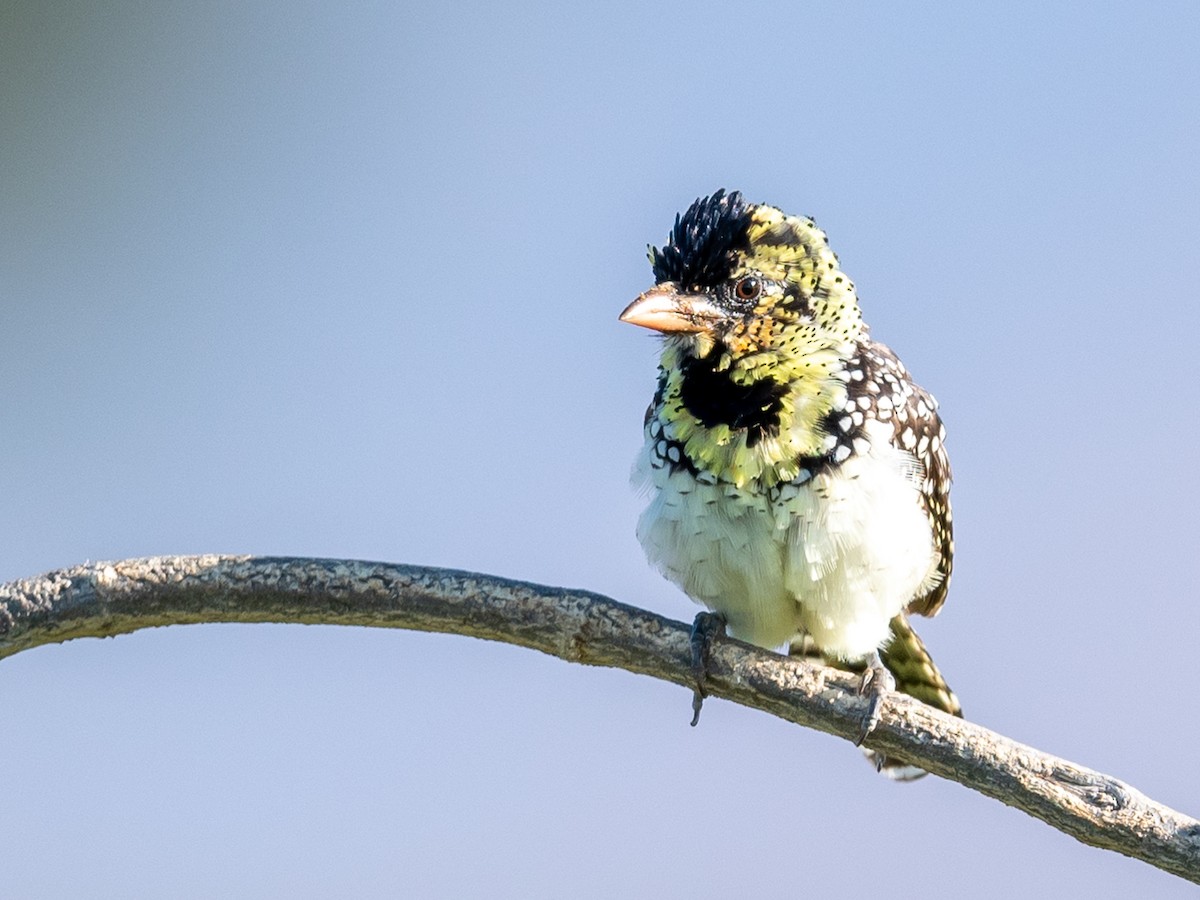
[1,555,1197,883]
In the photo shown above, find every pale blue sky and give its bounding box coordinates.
[2,2,1199,896]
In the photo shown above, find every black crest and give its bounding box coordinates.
[649,189,753,288]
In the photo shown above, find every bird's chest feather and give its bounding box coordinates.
[633,419,938,658]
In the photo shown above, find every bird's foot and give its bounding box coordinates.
[689,612,727,726]
[855,651,895,746]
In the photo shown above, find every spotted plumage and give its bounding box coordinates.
[622,190,960,778]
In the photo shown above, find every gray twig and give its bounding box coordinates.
[2,555,1197,883]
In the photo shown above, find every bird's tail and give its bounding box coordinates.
[790,615,961,781]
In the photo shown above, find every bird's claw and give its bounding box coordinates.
[689,612,726,726]
[855,651,895,746]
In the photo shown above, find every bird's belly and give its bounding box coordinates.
[636,470,801,649]
[781,452,939,661]
[635,447,938,660]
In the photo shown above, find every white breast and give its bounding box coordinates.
[634,419,940,661]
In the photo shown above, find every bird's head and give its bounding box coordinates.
[621,189,864,369]
[621,190,866,484]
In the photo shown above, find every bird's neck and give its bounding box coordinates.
[657,339,854,489]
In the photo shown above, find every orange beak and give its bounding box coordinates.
[618,284,724,334]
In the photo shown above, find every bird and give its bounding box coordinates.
[620,189,960,779]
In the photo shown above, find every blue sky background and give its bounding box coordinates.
[2,2,1199,896]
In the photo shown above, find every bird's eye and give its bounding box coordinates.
[734,276,761,301]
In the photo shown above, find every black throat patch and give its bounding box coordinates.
[679,353,787,447]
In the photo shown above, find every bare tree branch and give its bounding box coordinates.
[1,555,1197,883]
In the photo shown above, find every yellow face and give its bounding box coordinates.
[621,197,866,487]
[735,204,864,351]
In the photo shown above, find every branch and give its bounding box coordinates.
[2,556,1197,882]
